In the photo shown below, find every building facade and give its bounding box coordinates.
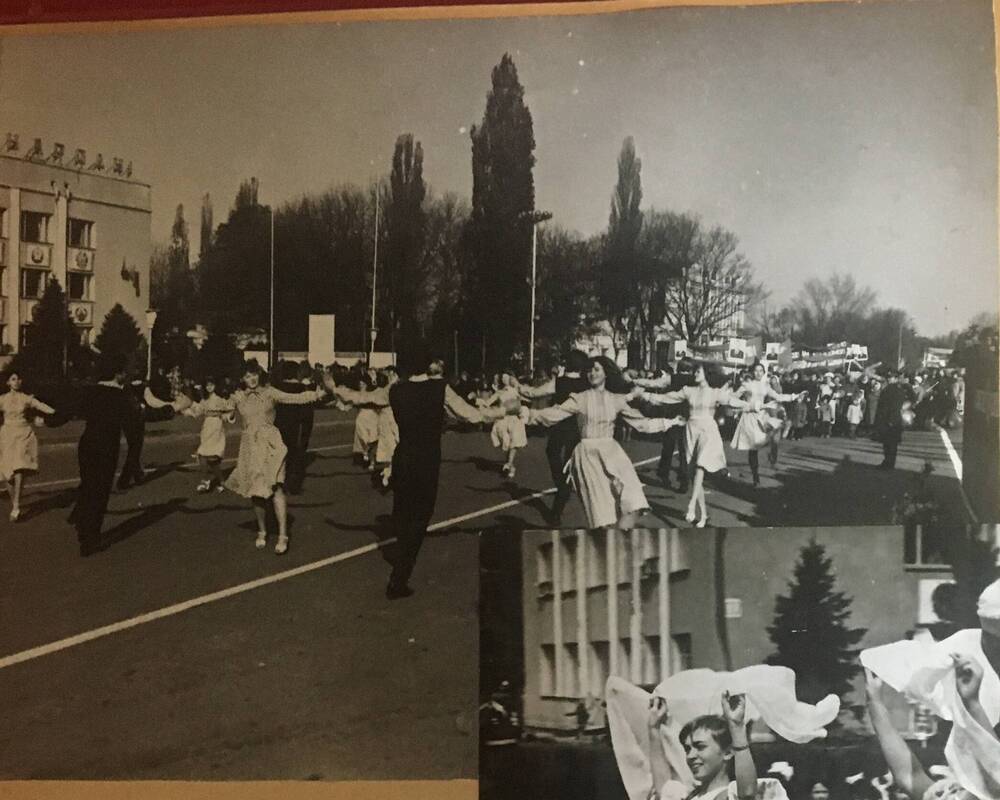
[0,139,151,354]
[521,527,954,733]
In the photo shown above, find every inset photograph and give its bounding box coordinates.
[481,526,1000,800]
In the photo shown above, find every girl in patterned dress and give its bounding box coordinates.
[637,364,751,527]
[181,361,329,554]
[0,370,56,522]
[524,356,683,530]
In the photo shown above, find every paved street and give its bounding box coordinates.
[0,409,970,779]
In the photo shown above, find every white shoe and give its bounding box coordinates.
[196,480,212,493]
[255,531,267,550]
[275,536,289,555]
[684,508,696,524]
[9,508,21,522]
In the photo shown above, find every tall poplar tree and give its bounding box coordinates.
[467,53,536,368]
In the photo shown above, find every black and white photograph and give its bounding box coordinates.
[480,525,1000,800]
[0,0,997,787]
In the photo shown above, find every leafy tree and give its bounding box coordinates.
[11,278,84,385]
[766,540,867,704]
[534,226,600,367]
[198,179,272,335]
[467,53,537,368]
[383,133,428,356]
[93,303,145,370]
[598,137,644,362]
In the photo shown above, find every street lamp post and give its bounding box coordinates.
[269,205,275,370]
[145,308,158,381]
[522,210,552,375]
[370,182,382,365]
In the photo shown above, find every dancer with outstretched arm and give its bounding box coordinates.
[523,356,683,530]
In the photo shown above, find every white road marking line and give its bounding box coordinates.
[1,454,662,670]
[26,443,354,492]
[0,541,391,670]
[938,427,963,481]
[938,428,978,524]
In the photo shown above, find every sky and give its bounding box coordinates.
[1,0,997,335]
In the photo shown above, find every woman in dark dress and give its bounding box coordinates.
[68,355,180,556]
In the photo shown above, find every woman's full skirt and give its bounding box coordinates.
[490,415,528,452]
[225,424,287,498]
[570,437,648,528]
[0,423,39,481]
[730,410,781,451]
[686,418,728,473]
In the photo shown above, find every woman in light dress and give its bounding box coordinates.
[351,370,381,468]
[523,356,683,530]
[729,362,804,486]
[0,370,56,522]
[479,371,528,478]
[330,369,399,488]
[636,364,751,528]
[183,377,235,493]
[182,361,329,554]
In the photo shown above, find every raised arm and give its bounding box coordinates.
[269,386,328,405]
[722,692,757,800]
[634,387,689,406]
[526,393,582,427]
[763,386,803,404]
[333,385,390,408]
[444,384,490,424]
[28,396,56,416]
[864,669,932,800]
[647,697,672,800]
[618,401,682,435]
[718,388,751,411]
[518,377,556,399]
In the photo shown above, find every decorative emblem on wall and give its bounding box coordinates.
[30,247,45,264]
[75,250,90,268]
[74,306,89,323]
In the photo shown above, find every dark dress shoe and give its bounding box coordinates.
[385,583,415,600]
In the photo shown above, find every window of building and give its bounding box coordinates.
[562,643,580,697]
[68,218,95,248]
[68,272,91,301]
[20,268,47,299]
[0,207,7,239]
[0,266,6,295]
[671,633,693,673]
[589,641,610,699]
[617,638,633,680]
[537,542,554,595]
[904,526,948,568]
[78,327,92,347]
[539,644,556,697]
[19,324,32,350]
[587,531,608,588]
[20,211,51,244]
[560,535,578,594]
[642,636,661,685]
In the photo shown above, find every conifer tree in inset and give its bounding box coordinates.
[94,303,145,370]
[765,540,867,704]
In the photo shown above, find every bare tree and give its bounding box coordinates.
[791,273,878,345]
[659,220,762,343]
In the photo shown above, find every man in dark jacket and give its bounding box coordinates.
[874,369,913,469]
[331,355,499,598]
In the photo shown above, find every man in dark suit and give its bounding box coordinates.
[383,357,499,599]
[874,369,913,469]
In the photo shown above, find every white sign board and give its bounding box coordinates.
[369,351,397,369]
[308,315,336,366]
